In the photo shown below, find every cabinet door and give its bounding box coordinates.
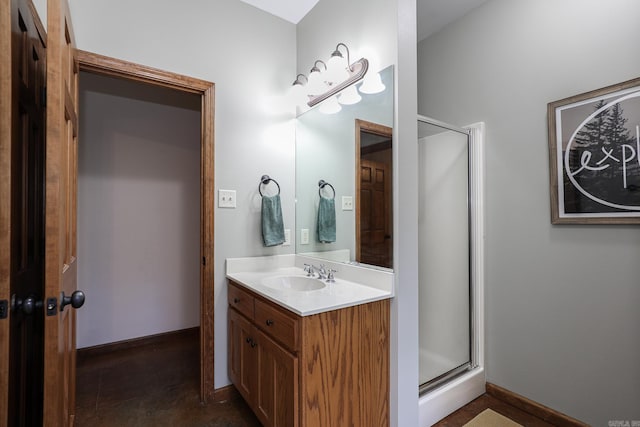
[255,329,298,427]
[228,308,256,403]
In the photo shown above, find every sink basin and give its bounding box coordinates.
[261,275,326,292]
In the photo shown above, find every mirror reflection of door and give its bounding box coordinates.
[355,119,393,269]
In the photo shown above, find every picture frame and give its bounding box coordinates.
[547,77,640,224]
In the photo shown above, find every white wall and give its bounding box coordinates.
[77,73,201,348]
[418,0,640,424]
[70,0,296,388]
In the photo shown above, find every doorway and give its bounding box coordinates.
[76,51,215,402]
[76,69,201,396]
[355,119,393,269]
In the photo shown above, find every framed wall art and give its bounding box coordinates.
[548,77,640,224]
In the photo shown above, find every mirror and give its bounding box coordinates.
[295,65,394,269]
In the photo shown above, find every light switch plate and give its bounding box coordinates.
[342,196,353,211]
[283,229,291,246]
[300,228,309,245]
[218,189,236,208]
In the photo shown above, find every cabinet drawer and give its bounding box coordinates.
[254,298,299,352]
[228,282,254,319]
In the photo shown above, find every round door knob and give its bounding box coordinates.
[21,297,36,315]
[60,290,85,311]
[12,295,42,316]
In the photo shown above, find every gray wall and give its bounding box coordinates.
[70,0,297,388]
[418,0,640,424]
[77,73,201,348]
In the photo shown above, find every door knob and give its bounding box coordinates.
[60,290,85,311]
[21,296,42,315]
[11,295,43,315]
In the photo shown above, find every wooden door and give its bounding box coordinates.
[7,0,47,425]
[43,0,81,425]
[359,160,392,268]
[1,0,47,425]
[0,0,9,420]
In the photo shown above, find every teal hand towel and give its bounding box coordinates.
[317,196,336,243]
[262,195,285,247]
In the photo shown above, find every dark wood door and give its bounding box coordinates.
[43,0,81,424]
[359,160,392,268]
[6,0,47,425]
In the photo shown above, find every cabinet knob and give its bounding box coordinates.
[233,297,240,304]
[265,319,274,326]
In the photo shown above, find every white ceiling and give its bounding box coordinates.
[239,0,487,39]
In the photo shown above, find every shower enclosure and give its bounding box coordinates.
[417,115,483,401]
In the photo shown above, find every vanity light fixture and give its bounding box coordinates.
[290,42,384,112]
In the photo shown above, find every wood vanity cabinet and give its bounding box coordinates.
[227,280,390,427]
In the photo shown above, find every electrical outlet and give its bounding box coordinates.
[218,189,236,208]
[300,228,309,245]
[342,196,353,211]
[283,229,291,246]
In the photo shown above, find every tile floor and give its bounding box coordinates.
[75,330,261,427]
[75,329,555,426]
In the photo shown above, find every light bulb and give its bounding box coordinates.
[359,72,385,94]
[319,96,342,114]
[337,85,361,105]
[289,82,308,106]
[307,68,327,95]
[326,54,349,83]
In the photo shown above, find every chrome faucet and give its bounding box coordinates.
[310,264,338,282]
[311,264,327,280]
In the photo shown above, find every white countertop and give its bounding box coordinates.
[226,255,393,316]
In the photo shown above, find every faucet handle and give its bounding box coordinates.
[326,268,337,283]
[303,264,313,276]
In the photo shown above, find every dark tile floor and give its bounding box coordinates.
[75,331,261,427]
[76,330,556,427]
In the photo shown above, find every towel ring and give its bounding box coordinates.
[318,179,335,199]
[259,174,280,197]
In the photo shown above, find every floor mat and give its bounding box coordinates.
[463,409,523,427]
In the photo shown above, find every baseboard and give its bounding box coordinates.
[77,327,199,362]
[486,382,588,427]
[213,384,240,403]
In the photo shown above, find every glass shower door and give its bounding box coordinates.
[418,117,472,393]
